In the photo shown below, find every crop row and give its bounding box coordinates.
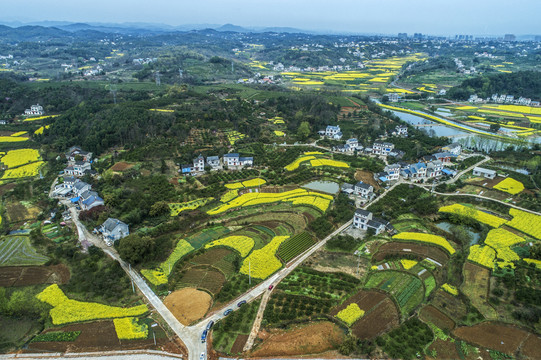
[278,232,315,263]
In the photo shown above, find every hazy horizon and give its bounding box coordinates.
[2,0,541,36]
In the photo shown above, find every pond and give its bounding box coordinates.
[436,221,481,245]
[302,180,340,194]
[388,108,539,152]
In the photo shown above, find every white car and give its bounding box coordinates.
[200,352,205,360]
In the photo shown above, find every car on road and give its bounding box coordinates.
[206,320,214,330]
[268,284,274,290]
[237,300,247,307]
[223,309,232,316]
[201,329,207,343]
[200,352,205,360]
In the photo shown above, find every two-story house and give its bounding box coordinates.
[223,153,240,167]
[24,104,44,116]
[442,142,462,156]
[395,125,408,137]
[325,125,342,140]
[64,161,92,177]
[73,181,91,197]
[99,218,129,242]
[206,156,221,170]
[193,154,205,172]
[426,160,444,178]
[372,141,395,156]
[354,181,374,198]
[353,209,392,235]
[383,163,401,181]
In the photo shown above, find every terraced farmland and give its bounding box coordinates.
[0,236,48,266]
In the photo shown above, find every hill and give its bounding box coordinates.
[448,70,541,101]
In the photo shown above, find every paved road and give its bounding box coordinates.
[446,154,490,184]
[0,350,184,360]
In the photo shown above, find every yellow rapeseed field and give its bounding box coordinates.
[493,178,524,195]
[240,236,289,279]
[438,204,507,228]
[393,232,455,254]
[36,284,148,325]
[0,149,40,168]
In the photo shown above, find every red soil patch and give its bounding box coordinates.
[331,290,400,339]
[110,162,134,172]
[230,334,248,354]
[0,264,70,287]
[27,320,184,354]
[355,170,380,190]
[419,305,456,330]
[522,333,541,359]
[453,321,529,355]
[426,339,460,360]
[250,322,344,357]
[164,288,212,325]
[374,242,449,265]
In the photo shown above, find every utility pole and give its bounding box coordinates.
[155,71,161,86]
[179,67,183,81]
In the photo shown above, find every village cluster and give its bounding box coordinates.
[52,146,129,246]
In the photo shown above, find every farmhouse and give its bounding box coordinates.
[193,154,205,172]
[64,161,92,177]
[354,181,374,198]
[395,125,408,137]
[99,218,129,242]
[372,141,395,156]
[324,125,343,140]
[380,163,401,181]
[206,155,221,170]
[432,152,456,163]
[353,209,392,235]
[72,181,91,197]
[223,153,253,168]
[442,142,462,156]
[78,190,104,211]
[67,146,93,163]
[473,166,496,179]
[24,104,44,116]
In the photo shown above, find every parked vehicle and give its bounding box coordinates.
[237,300,247,307]
[206,320,214,330]
[201,329,207,343]
[223,309,232,316]
[268,285,274,290]
[200,352,205,360]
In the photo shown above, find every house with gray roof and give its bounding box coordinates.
[353,209,392,235]
[99,218,129,242]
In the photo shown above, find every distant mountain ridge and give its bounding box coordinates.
[0,20,316,35]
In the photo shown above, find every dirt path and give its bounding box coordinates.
[243,288,272,351]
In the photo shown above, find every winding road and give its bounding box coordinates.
[45,150,539,360]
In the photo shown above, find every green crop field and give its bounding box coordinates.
[277,231,316,262]
[365,271,424,316]
[0,236,48,266]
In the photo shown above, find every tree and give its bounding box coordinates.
[149,201,170,217]
[490,123,501,132]
[118,234,154,264]
[297,121,311,141]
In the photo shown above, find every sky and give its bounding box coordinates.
[2,0,541,36]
